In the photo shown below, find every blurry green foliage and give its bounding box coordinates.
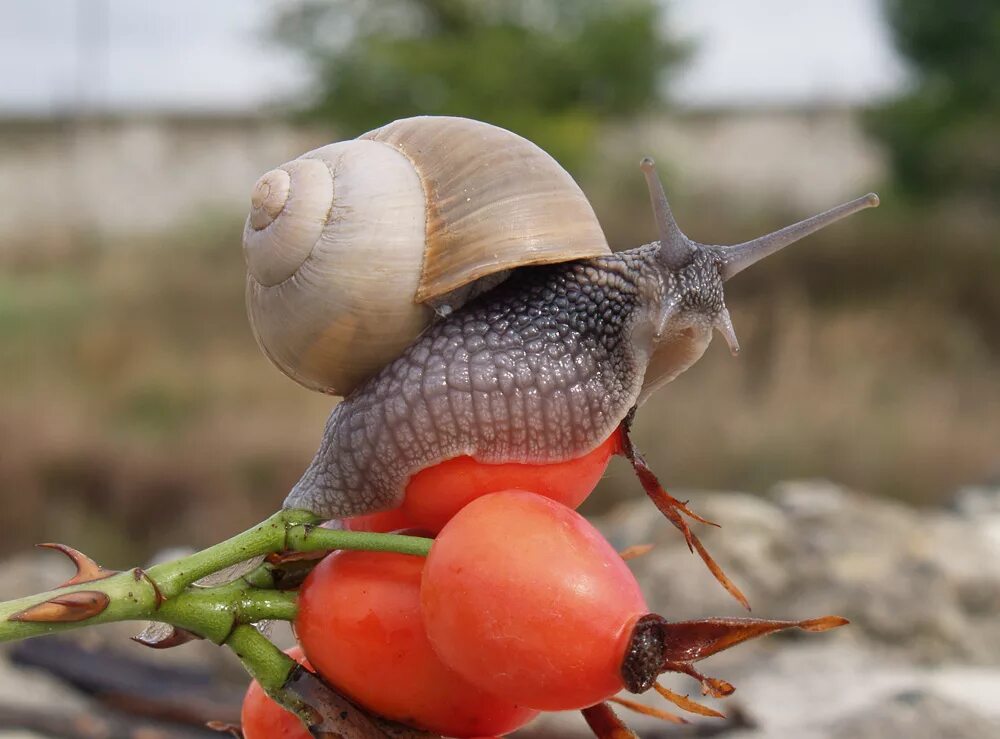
[273,0,685,171]
[869,0,1000,201]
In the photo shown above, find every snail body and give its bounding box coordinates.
[243,116,878,521]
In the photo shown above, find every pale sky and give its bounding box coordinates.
[0,0,908,114]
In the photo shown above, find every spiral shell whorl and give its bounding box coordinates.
[243,116,612,397]
[249,168,290,230]
[245,139,431,395]
[243,158,334,288]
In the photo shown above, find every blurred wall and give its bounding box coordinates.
[616,110,885,211]
[0,109,885,245]
[0,116,328,246]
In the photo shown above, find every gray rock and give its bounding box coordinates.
[829,690,1000,739]
[602,481,1000,665]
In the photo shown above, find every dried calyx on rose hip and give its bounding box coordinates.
[421,491,847,714]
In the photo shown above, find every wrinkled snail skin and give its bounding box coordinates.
[284,243,722,518]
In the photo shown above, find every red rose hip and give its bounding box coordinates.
[402,430,620,532]
[421,491,850,713]
[420,491,648,710]
[295,549,538,737]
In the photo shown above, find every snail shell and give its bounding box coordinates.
[244,116,611,396]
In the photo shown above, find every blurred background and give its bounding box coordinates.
[1,0,996,559]
[0,1,998,736]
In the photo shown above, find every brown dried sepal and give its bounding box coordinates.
[9,591,110,623]
[581,702,640,739]
[660,616,849,664]
[621,613,849,704]
[660,616,848,697]
[662,661,735,698]
[617,424,750,610]
[608,695,687,724]
[618,544,654,561]
[654,682,725,718]
[36,543,118,587]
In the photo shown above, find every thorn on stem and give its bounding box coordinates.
[133,568,166,608]
[266,549,330,566]
[36,543,117,587]
[9,591,110,623]
[132,622,202,649]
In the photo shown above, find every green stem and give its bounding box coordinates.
[225,625,404,737]
[223,625,319,729]
[160,586,300,643]
[287,525,433,557]
[147,509,317,597]
[0,508,437,737]
[0,509,431,644]
[226,623,297,695]
[0,568,162,642]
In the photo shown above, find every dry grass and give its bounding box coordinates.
[0,207,996,562]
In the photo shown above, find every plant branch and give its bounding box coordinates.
[0,508,438,737]
[0,509,433,644]
[148,509,316,597]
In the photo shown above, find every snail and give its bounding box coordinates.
[244,116,878,604]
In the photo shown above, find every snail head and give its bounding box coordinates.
[639,157,879,356]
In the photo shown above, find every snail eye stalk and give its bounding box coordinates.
[640,157,696,271]
[720,193,879,280]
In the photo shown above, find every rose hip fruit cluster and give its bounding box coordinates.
[243,489,847,738]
